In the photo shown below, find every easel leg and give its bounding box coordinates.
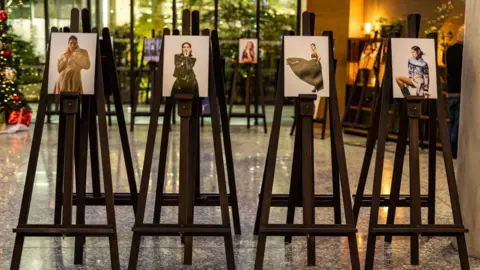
[89,105,102,197]
[407,101,422,265]
[435,88,470,269]
[96,63,121,270]
[229,71,238,122]
[153,97,173,223]
[106,95,112,126]
[330,108,341,224]
[216,82,242,235]
[255,81,284,270]
[172,99,177,125]
[321,98,328,140]
[11,90,51,270]
[111,69,139,213]
[253,156,268,235]
[353,87,382,224]
[285,102,301,243]
[254,74,259,126]
[289,118,296,135]
[364,81,391,270]
[130,73,141,132]
[329,94,361,270]
[74,97,92,264]
[128,70,164,269]
[62,107,76,227]
[210,81,236,269]
[428,100,437,224]
[177,97,193,264]
[259,76,268,134]
[385,101,408,243]
[301,107,315,266]
[342,72,360,125]
[246,72,251,128]
[128,233,142,270]
[46,96,52,124]
[11,235,25,270]
[184,99,200,265]
[54,112,66,224]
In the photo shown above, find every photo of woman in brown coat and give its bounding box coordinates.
[54,35,91,94]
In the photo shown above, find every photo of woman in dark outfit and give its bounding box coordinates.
[172,42,199,95]
[286,43,324,92]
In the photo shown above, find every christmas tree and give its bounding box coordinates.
[0,8,31,133]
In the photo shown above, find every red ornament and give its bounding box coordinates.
[3,49,12,58]
[0,10,7,22]
[13,95,20,101]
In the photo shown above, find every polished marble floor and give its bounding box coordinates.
[0,122,479,269]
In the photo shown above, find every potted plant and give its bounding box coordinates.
[376,17,404,37]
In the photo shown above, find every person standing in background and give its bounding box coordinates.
[446,25,464,159]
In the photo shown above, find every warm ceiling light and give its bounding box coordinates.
[364,22,373,34]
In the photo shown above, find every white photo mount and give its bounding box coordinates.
[283,36,330,97]
[162,35,210,97]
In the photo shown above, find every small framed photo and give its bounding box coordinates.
[144,38,162,63]
[359,42,381,70]
[162,35,210,97]
[47,32,97,95]
[284,36,330,97]
[391,38,437,99]
[239,38,258,64]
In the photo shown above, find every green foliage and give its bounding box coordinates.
[0,19,33,111]
[5,32,42,85]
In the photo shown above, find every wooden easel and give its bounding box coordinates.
[128,10,236,270]
[342,32,382,130]
[228,40,268,133]
[254,12,360,270]
[145,10,241,235]
[11,9,120,270]
[352,16,432,223]
[289,12,331,139]
[54,27,138,231]
[130,30,176,131]
[353,14,469,269]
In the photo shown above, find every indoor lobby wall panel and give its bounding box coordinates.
[307,0,350,117]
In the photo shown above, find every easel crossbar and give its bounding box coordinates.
[72,193,134,206]
[260,224,357,236]
[370,224,468,236]
[14,225,115,236]
[132,224,231,236]
[154,193,234,206]
[353,194,429,207]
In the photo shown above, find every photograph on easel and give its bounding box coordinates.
[162,35,210,97]
[238,38,258,64]
[284,36,330,97]
[144,38,162,62]
[47,32,97,95]
[392,38,437,99]
[359,41,381,70]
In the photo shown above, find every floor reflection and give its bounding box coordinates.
[0,124,478,269]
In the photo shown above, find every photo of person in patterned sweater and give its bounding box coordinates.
[395,45,430,98]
